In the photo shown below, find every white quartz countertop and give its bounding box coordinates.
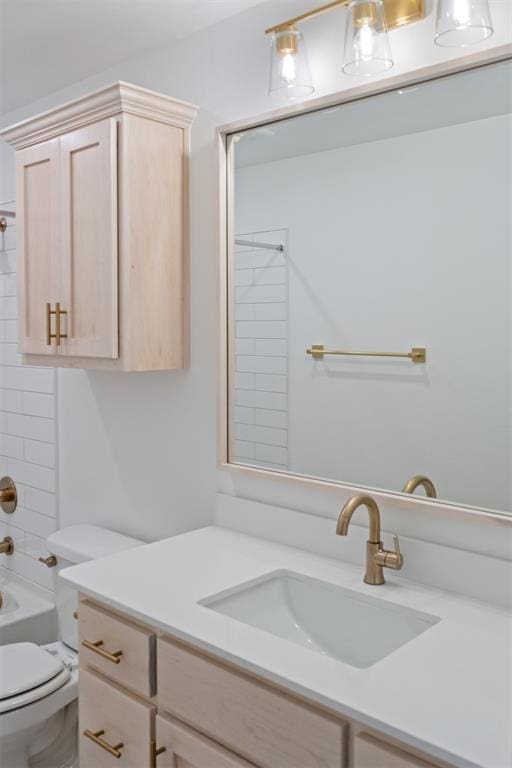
[60,526,512,768]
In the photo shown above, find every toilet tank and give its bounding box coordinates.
[46,525,143,651]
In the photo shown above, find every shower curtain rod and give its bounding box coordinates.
[235,238,284,253]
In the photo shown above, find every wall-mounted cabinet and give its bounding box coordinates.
[0,82,197,371]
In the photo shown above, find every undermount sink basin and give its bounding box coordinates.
[200,570,440,668]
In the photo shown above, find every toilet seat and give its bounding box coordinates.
[0,643,70,715]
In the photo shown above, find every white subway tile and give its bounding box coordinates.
[254,266,287,285]
[18,484,56,518]
[22,392,54,418]
[236,321,287,339]
[244,458,288,471]
[235,269,254,286]
[234,406,254,425]
[24,439,55,468]
[2,366,54,393]
[0,413,6,432]
[0,250,16,274]
[234,372,254,390]
[4,320,17,342]
[254,339,287,356]
[235,390,287,410]
[7,413,54,443]
[254,303,287,321]
[237,355,287,374]
[9,506,57,539]
[236,423,287,447]
[0,342,22,365]
[0,297,17,320]
[255,443,288,465]
[254,373,287,393]
[0,227,16,251]
[0,387,22,413]
[235,304,255,321]
[23,532,47,560]
[234,440,254,459]
[7,459,55,493]
[0,433,24,459]
[235,251,286,270]
[236,284,286,304]
[0,273,16,297]
[8,550,53,590]
[235,339,254,355]
[254,409,288,429]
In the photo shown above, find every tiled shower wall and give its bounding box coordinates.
[0,203,57,591]
[233,229,289,471]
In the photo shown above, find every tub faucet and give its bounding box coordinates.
[336,494,403,585]
[0,536,14,556]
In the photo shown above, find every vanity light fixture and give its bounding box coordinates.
[265,0,494,97]
[269,27,315,98]
[434,0,493,46]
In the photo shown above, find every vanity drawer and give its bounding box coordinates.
[79,667,156,768]
[157,636,347,768]
[155,714,258,768]
[79,599,156,697]
[354,733,444,768]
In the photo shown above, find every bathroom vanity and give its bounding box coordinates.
[61,527,511,768]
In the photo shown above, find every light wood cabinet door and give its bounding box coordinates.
[79,599,156,698]
[354,733,443,768]
[157,637,346,768]
[79,667,155,768]
[155,715,258,768]
[15,138,60,354]
[59,118,118,358]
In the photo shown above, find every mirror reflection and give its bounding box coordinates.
[228,60,512,515]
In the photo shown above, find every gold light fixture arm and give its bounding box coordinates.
[265,0,424,35]
[307,345,426,363]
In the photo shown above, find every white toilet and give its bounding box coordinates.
[0,525,142,768]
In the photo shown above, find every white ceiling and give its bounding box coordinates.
[0,0,265,115]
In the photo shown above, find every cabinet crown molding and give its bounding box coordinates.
[0,81,198,149]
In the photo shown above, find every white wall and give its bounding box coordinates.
[1,1,511,545]
[235,114,512,512]
[0,210,57,590]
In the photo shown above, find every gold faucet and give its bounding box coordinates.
[336,494,403,585]
[402,474,437,498]
[0,536,14,556]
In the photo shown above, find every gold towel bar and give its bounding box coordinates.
[306,345,426,363]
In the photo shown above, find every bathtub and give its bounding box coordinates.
[0,569,56,645]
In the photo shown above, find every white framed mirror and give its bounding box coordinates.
[219,48,512,520]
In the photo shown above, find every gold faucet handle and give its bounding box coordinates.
[391,535,403,570]
[375,535,404,571]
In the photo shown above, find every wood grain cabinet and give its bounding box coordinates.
[77,597,453,768]
[0,82,197,371]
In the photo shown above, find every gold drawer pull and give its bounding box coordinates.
[82,639,123,664]
[84,729,124,759]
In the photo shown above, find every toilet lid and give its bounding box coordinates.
[0,643,65,700]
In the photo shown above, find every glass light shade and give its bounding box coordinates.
[435,0,493,46]
[342,0,393,76]
[269,28,314,99]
